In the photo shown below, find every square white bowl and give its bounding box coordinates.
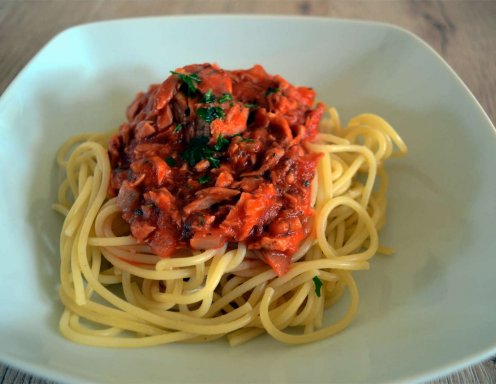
[0,15,495,383]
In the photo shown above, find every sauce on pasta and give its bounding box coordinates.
[108,64,323,276]
[53,64,408,347]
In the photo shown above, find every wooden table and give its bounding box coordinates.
[0,1,495,383]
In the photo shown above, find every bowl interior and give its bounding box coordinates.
[0,16,495,383]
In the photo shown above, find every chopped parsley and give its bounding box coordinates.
[173,123,183,133]
[214,134,230,151]
[312,276,323,297]
[217,93,233,103]
[198,175,211,184]
[182,136,210,167]
[204,89,215,103]
[181,136,222,169]
[170,71,200,94]
[244,103,258,108]
[265,87,280,96]
[303,180,311,187]
[207,157,220,168]
[197,106,225,123]
[165,156,177,167]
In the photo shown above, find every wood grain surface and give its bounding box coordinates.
[0,1,495,383]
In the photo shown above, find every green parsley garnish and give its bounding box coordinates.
[181,136,221,169]
[197,106,225,123]
[265,87,280,96]
[217,93,233,103]
[182,136,210,166]
[173,123,183,133]
[244,103,258,108]
[214,134,230,151]
[207,157,220,168]
[170,71,200,94]
[232,133,254,143]
[198,175,211,184]
[204,89,215,103]
[312,276,323,297]
[165,156,177,167]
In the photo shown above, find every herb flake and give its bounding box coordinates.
[214,134,230,151]
[204,89,215,103]
[207,157,220,168]
[170,71,200,94]
[182,136,210,167]
[181,136,222,168]
[197,106,225,123]
[312,276,323,297]
[165,156,177,167]
[198,175,211,184]
[173,123,183,133]
[265,87,280,96]
[218,93,233,103]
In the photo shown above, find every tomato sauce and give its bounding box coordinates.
[108,63,324,276]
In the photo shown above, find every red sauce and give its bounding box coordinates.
[108,63,324,276]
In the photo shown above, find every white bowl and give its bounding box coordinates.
[0,15,495,383]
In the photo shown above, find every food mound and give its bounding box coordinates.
[108,63,324,276]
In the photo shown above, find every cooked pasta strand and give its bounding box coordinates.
[55,106,406,346]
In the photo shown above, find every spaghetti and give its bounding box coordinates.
[54,64,407,347]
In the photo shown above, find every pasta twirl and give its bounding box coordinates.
[54,65,407,347]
